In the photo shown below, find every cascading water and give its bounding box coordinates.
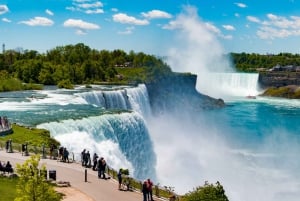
[197,73,262,99]
[33,84,157,181]
[38,112,156,180]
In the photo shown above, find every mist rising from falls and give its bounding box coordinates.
[165,5,260,99]
[148,4,300,201]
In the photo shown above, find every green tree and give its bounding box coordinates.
[14,155,61,201]
[182,181,229,201]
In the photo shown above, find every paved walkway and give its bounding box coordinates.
[0,149,162,201]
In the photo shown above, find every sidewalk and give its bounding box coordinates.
[0,150,146,201]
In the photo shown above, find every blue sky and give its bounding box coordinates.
[1,0,300,56]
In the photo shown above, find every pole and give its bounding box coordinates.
[85,169,87,182]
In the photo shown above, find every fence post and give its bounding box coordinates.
[85,169,87,182]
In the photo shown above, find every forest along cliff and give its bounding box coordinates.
[145,72,225,115]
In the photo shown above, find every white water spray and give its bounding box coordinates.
[165,5,261,99]
[149,5,300,201]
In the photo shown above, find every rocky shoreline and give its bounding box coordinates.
[258,72,300,99]
[258,71,300,88]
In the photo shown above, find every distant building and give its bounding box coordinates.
[269,64,300,72]
[2,43,5,54]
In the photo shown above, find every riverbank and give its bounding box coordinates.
[260,85,300,99]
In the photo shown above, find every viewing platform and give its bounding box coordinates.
[0,116,12,136]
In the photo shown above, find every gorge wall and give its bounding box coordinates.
[258,72,300,88]
[145,72,225,115]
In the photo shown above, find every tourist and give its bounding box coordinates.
[5,161,13,173]
[49,143,55,159]
[101,158,107,179]
[81,149,86,166]
[85,151,91,167]
[92,153,98,170]
[118,169,123,190]
[5,140,9,152]
[97,157,107,179]
[63,147,69,163]
[97,157,103,178]
[0,161,3,172]
[147,178,154,201]
[142,180,149,201]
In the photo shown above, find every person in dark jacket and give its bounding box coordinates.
[118,169,122,190]
[92,153,99,170]
[142,180,149,201]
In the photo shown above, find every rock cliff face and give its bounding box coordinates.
[145,73,225,115]
[258,72,300,88]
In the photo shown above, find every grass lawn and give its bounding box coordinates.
[0,124,60,148]
[0,176,18,201]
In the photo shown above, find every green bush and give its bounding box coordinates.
[15,155,62,201]
[57,79,74,89]
[181,181,229,201]
[262,86,300,98]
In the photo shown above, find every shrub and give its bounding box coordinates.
[181,181,229,201]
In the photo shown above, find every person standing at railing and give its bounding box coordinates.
[5,140,9,152]
[81,149,86,166]
[142,180,149,201]
[8,139,12,153]
[92,153,98,170]
[118,169,123,190]
[50,143,55,159]
[147,178,154,201]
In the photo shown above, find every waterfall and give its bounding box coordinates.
[36,84,156,180]
[197,73,262,99]
[38,112,156,180]
[126,84,152,118]
[78,84,151,118]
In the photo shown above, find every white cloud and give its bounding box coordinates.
[247,16,261,23]
[63,19,100,30]
[222,25,236,31]
[67,0,104,14]
[73,0,90,2]
[235,13,240,18]
[76,29,87,35]
[235,2,247,8]
[257,26,293,39]
[77,1,103,9]
[66,6,76,12]
[249,13,300,39]
[46,9,54,16]
[118,26,135,35]
[19,17,54,26]
[111,8,118,12]
[141,10,172,19]
[204,22,221,34]
[85,9,103,14]
[0,5,9,15]
[2,17,11,23]
[113,13,149,25]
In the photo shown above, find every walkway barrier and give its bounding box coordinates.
[0,141,180,200]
